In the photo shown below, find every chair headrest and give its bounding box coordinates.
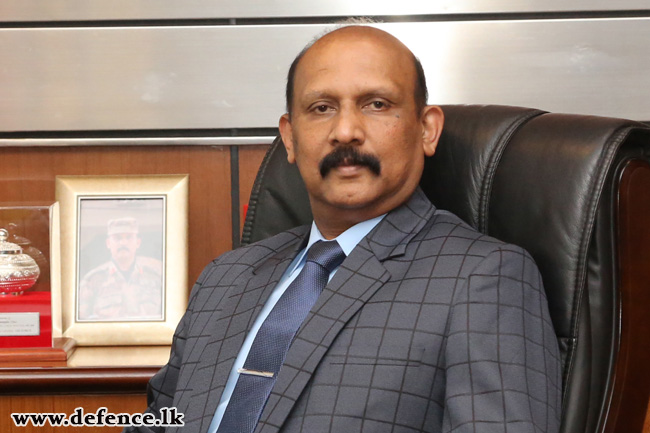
[242,104,648,341]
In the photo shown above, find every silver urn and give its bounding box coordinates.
[0,228,41,295]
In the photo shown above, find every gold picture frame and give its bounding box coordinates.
[55,175,188,346]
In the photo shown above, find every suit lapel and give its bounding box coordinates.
[365,187,436,260]
[256,188,435,431]
[181,228,308,433]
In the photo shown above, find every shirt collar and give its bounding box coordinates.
[308,214,385,255]
[287,214,386,275]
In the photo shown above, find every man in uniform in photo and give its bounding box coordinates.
[79,217,163,321]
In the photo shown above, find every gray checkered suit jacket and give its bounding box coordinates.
[132,188,562,433]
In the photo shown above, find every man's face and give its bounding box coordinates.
[106,232,140,268]
[279,27,443,226]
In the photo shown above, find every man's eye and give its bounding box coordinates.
[369,101,387,110]
[314,105,330,113]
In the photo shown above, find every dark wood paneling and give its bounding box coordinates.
[0,366,157,394]
[605,159,650,433]
[0,145,232,289]
[0,393,146,432]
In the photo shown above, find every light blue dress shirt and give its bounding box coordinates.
[207,215,385,433]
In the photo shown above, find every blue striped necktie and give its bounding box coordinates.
[217,240,346,433]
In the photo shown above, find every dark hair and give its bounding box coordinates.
[285,42,429,117]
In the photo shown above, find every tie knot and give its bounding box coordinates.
[306,240,346,273]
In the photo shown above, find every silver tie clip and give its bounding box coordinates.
[237,368,274,378]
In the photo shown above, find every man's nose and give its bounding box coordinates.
[328,106,365,145]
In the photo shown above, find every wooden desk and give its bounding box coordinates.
[0,346,168,433]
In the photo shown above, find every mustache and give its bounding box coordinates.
[319,146,381,178]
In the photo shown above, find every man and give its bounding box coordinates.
[79,217,162,321]
[130,24,561,432]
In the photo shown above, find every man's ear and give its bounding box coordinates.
[279,113,296,164]
[420,105,444,157]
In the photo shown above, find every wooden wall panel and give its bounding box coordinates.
[0,145,231,289]
[0,393,146,432]
[607,160,650,433]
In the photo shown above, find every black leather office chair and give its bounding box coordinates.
[241,105,650,433]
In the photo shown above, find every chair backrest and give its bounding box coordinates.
[241,104,650,433]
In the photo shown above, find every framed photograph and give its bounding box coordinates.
[55,175,188,346]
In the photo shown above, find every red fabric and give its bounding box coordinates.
[0,291,52,348]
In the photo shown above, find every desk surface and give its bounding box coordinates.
[0,344,168,394]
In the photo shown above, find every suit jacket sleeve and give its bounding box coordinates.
[122,263,210,433]
[442,246,562,433]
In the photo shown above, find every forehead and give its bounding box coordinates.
[294,28,416,96]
